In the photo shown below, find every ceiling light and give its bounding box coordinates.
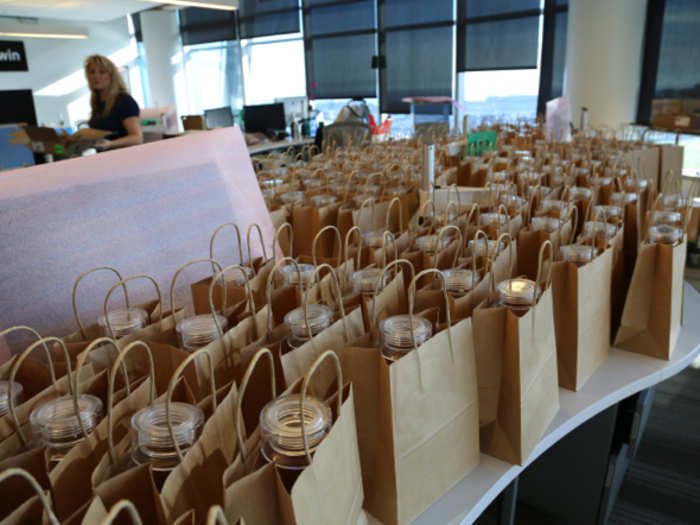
[141,0,238,10]
[0,23,88,39]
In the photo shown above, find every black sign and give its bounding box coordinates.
[0,41,28,72]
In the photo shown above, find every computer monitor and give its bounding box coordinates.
[243,103,286,134]
[204,106,233,129]
[0,89,38,126]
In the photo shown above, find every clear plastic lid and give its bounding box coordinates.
[468,238,500,258]
[351,268,387,295]
[661,193,688,211]
[559,244,597,266]
[500,194,525,210]
[353,194,374,207]
[623,178,648,192]
[487,171,509,183]
[551,173,574,187]
[538,199,569,214]
[611,191,637,205]
[497,278,538,309]
[479,213,508,227]
[261,178,284,188]
[131,402,204,471]
[415,234,450,254]
[176,314,228,352]
[581,221,617,240]
[441,268,480,297]
[260,393,332,470]
[380,315,433,361]
[592,205,623,220]
[647,224,682,245]
[567,186,593,201]
[0,380,24,417]
[310,194,337,207]
[362,230,383,248]
[284,304,334,338]
[222,265,255,285]
[31,394,103,462]
[531,216,561,233]
[280,263,315,289]
[650,210,683,226]
[280,191,304,204]
[593,176,613,186]
[98,307,148,338]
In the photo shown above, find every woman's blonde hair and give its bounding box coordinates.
[84,54,128,121]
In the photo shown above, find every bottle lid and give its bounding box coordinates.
[310,194,337,207]
[131,402,204,471]
[567,186,593,201]
[280,263,315,289]
[661,193,688,211]
[0,380,24,417]
[280,191,304,204]
[497,278,537,307]
[592,205,622,219]
[559,244,597,266]
[284,304,333,338]
[260,393,332,470]
[647,224,682,245]
[415,234,450,254]
[650,210,683,226]
[176,314,228,352]
[380,315,433,360]
[442,268,480,297]
[468,237,500,258]
[531,216,561,233]
[362,230,383,248]
[98,307,149,338]
[611,191,637,205]
[351,268,387,295]
[582,221,617,240]
[31,394,103,462]
[479,213,508,228]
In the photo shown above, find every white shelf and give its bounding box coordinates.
[413,282,700,525]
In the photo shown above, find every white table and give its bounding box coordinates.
[414,282,700,525]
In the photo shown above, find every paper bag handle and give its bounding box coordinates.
[0,468,60,525]
[0,326,55,385]
[206,505,230,525]
[210,222,244,271]
[235,348,276,466]
[567,204,579,245]
[344,226,362,271]
[382,231,397,269]
[101,500,143,525]
[8,336,74,446]
[247,223,268,264]
[104,274,163,338]
[304,263,349,343]
[300,350,343,465]
[165,346,217,461]
[417,200,436,233]
[209,265,257,345]
[72,266,129,340]
[435,225,463,269]
[385,196,404,233]
[107,340,156,464]
[312,225,342,268]
[342,171,358,202]
[272,222,294,259]
[75,336,130,398]
[169,258,225,328]
[535,240,554,293]
[371,258,416,330]
[265,257,304,341]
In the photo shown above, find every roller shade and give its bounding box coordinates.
[238,0,300,39]
[654,0,700,98]
[179,8,236,46]
[381,0,453,28]
[463,0,540,18]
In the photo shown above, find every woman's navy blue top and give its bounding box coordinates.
[89,93,140,139]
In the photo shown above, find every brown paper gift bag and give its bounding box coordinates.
[0,448,50,520]
[614,237,686,360]
[224,349,364,525]
[292,202,340,257]
[551,242,613,391]
[473,241,560,465]
[0,467,58,525]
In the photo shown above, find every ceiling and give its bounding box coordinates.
[0,1,158,22]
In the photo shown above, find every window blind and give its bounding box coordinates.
[654,0,700,98]
[179,8,236,46]
[238,0,300,40]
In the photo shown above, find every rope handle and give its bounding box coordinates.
[265,257,304,341]
[344,226,362,271]
[235,348,276,466]
[535,240,554,294]
[165,346,217,461]
[8,336,74,446]
[0,468,60,525]
[107,341,156,464]
[169,258,225,329]
[100,500,143,525]
[0,326,55,386]
[312,225,342,268]
[247,223,268,264]
[371,258,416,330]
[104,274,163,339]
[385,196,404,234]
[272,222,294,259]
[206,505,230,525]
[382,230,397,269]
[435,225,463,269]
[304,264,350,343]
[299,350,343,465]
[209,223,244,271]
[209,265,258,345]
[72,266,129,340]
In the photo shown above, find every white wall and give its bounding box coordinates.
[140,10,179,109]
[1,17,132,127]
[564,0,647,128]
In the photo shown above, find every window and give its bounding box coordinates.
[241,34,307,105]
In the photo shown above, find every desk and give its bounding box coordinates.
[248,137,313,155]
[414,281,700,525]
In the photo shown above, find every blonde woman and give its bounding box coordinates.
[84,54,142,150]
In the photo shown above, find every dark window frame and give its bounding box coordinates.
[536,0,568,116]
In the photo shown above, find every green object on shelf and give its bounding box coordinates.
[141,119,158,126]
[467,130,497,156]
[53,144,64,155]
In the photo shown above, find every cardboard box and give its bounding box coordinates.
[10,126,110,156]
[651,99,682,120]
[651,114,693,129]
